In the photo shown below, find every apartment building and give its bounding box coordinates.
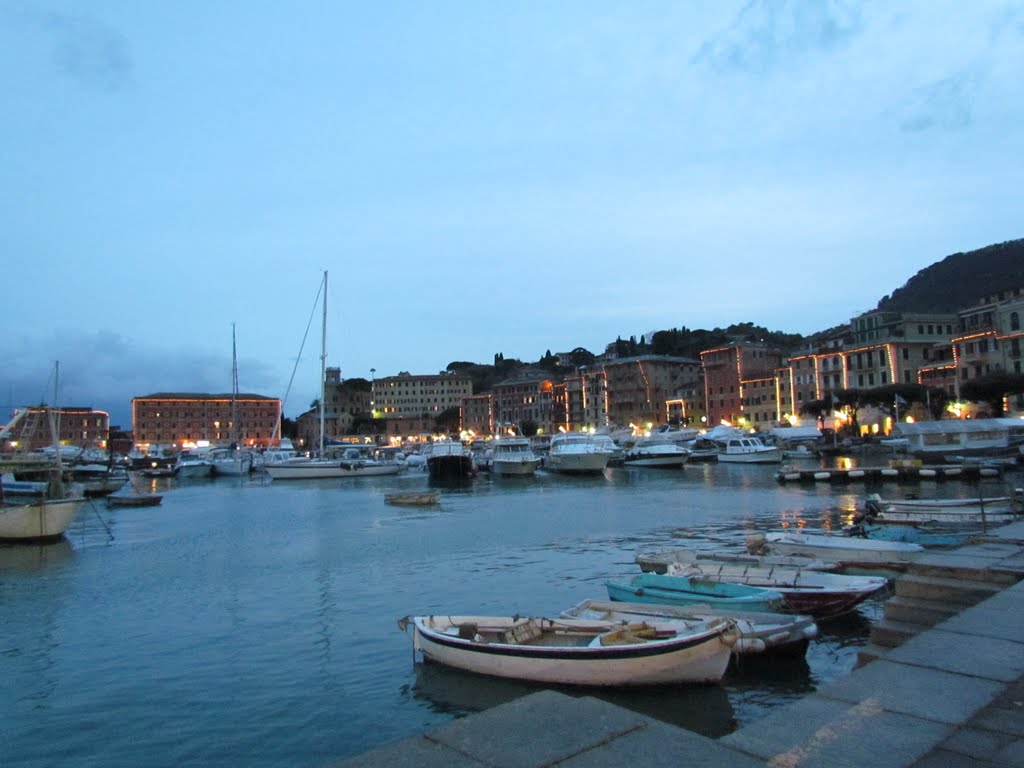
[700,343,783,426]
[131,393,281,448]
[603,355,702,429]
[370,370,473,439]
[954,287,1024,410]
[559,368,608,432]
[461,394,494,436]
[492,371,555,433]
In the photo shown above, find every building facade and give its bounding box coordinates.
[1,406,110,453]
[131,393,281,449]
[370,371,473,439]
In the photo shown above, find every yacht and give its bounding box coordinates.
[424,440,474,480]
[544,433,616,475]
[717,435,783,464]
[623,438,690,469]
[489,435,541,477]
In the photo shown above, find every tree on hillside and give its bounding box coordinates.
[961,373,1024,417]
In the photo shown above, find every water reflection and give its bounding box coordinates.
[408,661,737,737]
[0,539,74,572]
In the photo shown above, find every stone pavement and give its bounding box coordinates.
[335,522,1024,768]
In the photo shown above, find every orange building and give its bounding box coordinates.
[131,393,282,449]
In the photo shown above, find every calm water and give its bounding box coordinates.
[5,460,989,768]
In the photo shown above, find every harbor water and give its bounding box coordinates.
[3,460,1005,767]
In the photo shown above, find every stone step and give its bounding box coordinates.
[893,574,1003,605]
[907,560,1022,586]
[870,617,927,648]
[883,595,961,627]
[855,643,889,667]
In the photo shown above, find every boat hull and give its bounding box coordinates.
[544,452,611,475]
[426,455,474,480]
[490,458,540,476]
[561,599,817,657]
[410,615,735,686]
[605,574,784,612]
[0,498,84,542]
[756,532,923,564]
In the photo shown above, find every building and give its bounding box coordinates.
[559,368,609,432]
[1,406,110,453]
[131,393,281,449]
[492,371,555,433]
[603,355,703,430]
[461,394,494,437]
[953,288,1024,413]
[371,371,474,439]
[700,343,783,427]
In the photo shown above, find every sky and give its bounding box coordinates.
[1,1,1022,428]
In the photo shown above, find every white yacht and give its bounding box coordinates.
[623,438,690,468]
[717,436,783,464]
[544,433,616,475]
[489,435,541,477]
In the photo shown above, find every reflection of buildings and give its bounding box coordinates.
[1,406,109,452]
[131,393,281,448]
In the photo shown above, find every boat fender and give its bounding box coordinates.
[735,637,767,654]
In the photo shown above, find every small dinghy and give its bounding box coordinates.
[666,563,888,618]
[384,492,440,507]
[399,613,739,686]
[863,491,1023,525]
[750,531,923,564]
[605,572,785,612]
[561,599,817,657]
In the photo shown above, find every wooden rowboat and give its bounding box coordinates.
[400,613,738,686]
[385,492,440,506]
[605,572,785,612]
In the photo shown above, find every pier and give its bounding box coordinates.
[334,522,1024,767]
[776,462,1006,483]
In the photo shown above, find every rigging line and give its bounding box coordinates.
[275,276,326,438]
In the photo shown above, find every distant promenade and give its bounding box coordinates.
[334,521,1024,767]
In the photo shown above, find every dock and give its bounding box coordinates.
[776,462,1006,483]
[333,522,1024,768]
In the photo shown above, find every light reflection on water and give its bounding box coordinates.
[0,462,1000,767]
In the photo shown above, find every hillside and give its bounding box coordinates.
[876,238,1024,313]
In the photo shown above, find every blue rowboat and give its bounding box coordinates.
[605,573,784,612]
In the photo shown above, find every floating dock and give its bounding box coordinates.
[776,462,1005,483]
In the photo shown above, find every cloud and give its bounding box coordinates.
[899,69,979,132]
[1,331,283,428]
[692,0,862,74]
[8,9,134,90]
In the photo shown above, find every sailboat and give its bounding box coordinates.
[0,362,87,542]
[265,273,401,481]
[211,324,253,476]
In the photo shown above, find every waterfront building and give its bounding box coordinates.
[461,394,494,437]
[559,368,609,432]
[1,406,110,453]
[603,355,702,430]
[371,371,473,440]
[953,288,1024,414]
[131,393,281,449]
[700,343,784,427]
[293,368,372,449]
[492,371,555,434]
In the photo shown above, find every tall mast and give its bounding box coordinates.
[319,270,327,456]
[231,322,239,446]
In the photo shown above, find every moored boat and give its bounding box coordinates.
[862,491,1023,525]
[622,439,690,469]
[665,563,889,618]
[488,435,540,477]
[423,440,474,480]
[635,547,838,574]
[400,612,739,686]
[605,572,785,612]
[544,433,616,475]
[716,436,783,464]
[749,531,923,564]
[561,599,818,657]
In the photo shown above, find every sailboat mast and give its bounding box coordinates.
[319,270,327,456]
[231,322,239,446]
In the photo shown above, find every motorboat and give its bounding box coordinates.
[716,436,783,464]
[634,547,838,575]
[0,473,48,497]
[173,450,214,478]
[209,448,254,476]
[544,433,616,475]
[622,439,690,469]
[862,491,1023,525]
[399,613,739,686]
[605,572,785,612]
[561,599,818,658]
[423,440,474,480]
[106,488,163,507]
[488,435,541,477]
[666,563,889,618]
[749,531,923,564]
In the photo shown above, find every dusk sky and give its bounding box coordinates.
[2,1,1021,428]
